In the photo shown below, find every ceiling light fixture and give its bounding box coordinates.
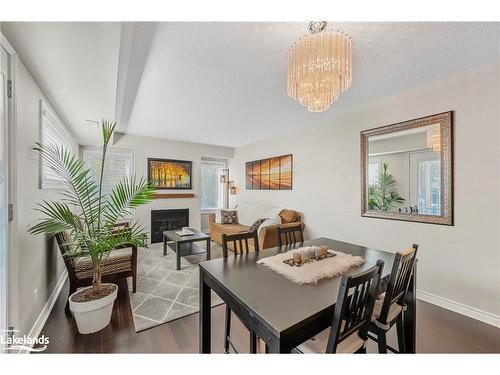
[287,21,352,112]
[426,128,441,152]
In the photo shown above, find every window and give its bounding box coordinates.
[82,148,134,205]
[417,159,441,215]
[39,100,75,188]
[368,159,381,186]
[200,161,225,210]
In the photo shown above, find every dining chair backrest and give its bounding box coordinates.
[377,244,418,324]
[222,231,260,258]
[277,224,304,248]
[326,260,384,353]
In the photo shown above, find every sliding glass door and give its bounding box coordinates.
[200,161,226,211]
[409,150,441,215]
[0,45,9,350]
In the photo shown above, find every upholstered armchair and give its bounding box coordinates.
[55,226,138,312]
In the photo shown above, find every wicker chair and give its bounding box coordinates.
[55,227,138,312]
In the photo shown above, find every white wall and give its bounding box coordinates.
[111,133,233,241]
[231,63,500,319]
[14,61,67,336]
[13,64,233,336]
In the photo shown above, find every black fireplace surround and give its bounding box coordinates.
[151,209,189,243]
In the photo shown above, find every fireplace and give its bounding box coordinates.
[151,209,189,243]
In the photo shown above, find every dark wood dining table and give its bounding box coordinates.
[198,237,417,354]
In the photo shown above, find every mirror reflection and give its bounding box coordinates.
[367,123,441,215]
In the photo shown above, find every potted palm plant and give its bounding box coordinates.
[368,162,405,212]
[28,121,155,334]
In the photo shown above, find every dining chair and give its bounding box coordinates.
[295,260,384,354]
[368,244,418,353]
[221,231,260,353]
[277,224,304,248]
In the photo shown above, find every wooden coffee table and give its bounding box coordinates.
[163,228,211,270]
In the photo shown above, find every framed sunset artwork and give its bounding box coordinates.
[147,158,192,190]
[245,154,293,190]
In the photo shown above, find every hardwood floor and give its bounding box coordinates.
[37,278,500,353]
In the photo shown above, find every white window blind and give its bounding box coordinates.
[82,148,134,204]
[40,100,75,188]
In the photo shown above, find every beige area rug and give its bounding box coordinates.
[127,242,224,332]
[257,247,365,285]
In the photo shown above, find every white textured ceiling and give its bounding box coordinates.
[2,22,499,147]
[1,22,120,144]
[123,22,499,147]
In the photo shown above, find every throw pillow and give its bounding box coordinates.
[221,210,238,224]
[248,218,269,233]
[279,209,300,223]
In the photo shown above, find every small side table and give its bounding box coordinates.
[163,228,211,270]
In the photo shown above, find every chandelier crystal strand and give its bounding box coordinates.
[287,24,352,112]
[427,128,441,152]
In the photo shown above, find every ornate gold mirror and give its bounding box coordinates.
[361,112,453,225]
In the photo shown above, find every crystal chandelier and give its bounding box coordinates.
[426,128,441,152]
[287,21,352,112]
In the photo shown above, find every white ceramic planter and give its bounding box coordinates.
[69,283,118,334]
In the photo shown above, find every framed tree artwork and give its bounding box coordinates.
[147,158,192,190]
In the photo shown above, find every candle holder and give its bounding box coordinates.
[314,247,322,259]
[283,247,336,267]
[292,251,302,264]
[320,245,328,257]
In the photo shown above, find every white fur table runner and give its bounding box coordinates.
[257,247,365,285]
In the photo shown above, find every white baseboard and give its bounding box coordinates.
[21,271,68,353]
[417,289,500,328]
